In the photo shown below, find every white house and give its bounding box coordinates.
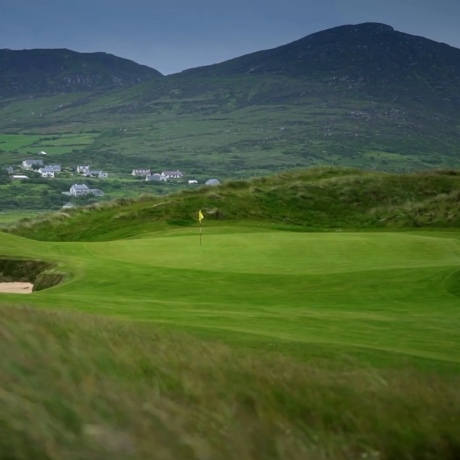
[69,184,104,197]
[188,179,198,185]
[38,165,60,177]
[132,169,151,177]
[77,165,90,174]
[70,184,90,196]
[83,170,108,178]
[161,170,184,180]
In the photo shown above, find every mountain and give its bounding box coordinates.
[0,49,162,97]
[181,22,460,111]
[0,23,459,182]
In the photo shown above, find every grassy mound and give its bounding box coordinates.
[4,167,460,242]
[2,306,460,460]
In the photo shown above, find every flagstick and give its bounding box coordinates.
[200,220,202,246]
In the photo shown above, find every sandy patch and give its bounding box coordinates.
[0,282,33,294]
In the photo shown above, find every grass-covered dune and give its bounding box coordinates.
[6,167,460,242]
[1,166,460,459]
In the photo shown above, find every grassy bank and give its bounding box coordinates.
[5,167,460,242]
[2,306,460,460]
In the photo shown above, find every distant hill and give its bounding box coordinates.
[0,49,162,97]
[0,23,459,180]
[182,22,460,112]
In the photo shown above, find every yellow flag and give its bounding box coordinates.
[198,210,204,222]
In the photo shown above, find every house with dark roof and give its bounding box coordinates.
[70,184,90,196]
[145,173,163,182]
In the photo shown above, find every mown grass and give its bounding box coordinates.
[2,306,460,460]
[0,227,459,370]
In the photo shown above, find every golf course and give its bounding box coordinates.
[2,227,460,367]
[1,170,460,459]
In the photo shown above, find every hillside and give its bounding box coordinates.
[6,167,460,241]
[0,48,162,97]
[182,23,460,112]
[0,23,459,183]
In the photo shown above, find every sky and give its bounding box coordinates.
[1,0,459,75]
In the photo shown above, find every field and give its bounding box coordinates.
[0,132,99,164]
[1,225,460,459]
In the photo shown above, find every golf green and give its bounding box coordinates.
[1,228,459,367]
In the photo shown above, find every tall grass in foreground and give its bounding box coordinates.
[1,306,459,460]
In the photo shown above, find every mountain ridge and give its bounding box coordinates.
[0,48,162,97]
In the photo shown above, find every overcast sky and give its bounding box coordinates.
[1,0,459,75]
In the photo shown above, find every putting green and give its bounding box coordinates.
[90,230,460,274]
[1,228,459,367]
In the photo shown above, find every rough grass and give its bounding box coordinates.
[5,167,460,242]
[2,306,460,460]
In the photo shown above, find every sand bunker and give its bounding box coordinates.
[0,282,33,294]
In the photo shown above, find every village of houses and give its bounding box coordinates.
[6,155,220,204]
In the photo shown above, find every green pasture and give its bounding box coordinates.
[1,227,459,370]
[0,132,98,157]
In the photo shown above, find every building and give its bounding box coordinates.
[205,178,221,186]
[38,165,60,177]
[12,175,29,180]
[83,170,108,178]
[77,165,90,174]
[69,184,104,197]
[146,173,162,181]
[69,184,90,196]
[132,169,151,177]
[161,170,184,180]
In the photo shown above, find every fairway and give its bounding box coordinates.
[1,228,460,368]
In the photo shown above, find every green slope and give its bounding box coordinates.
[6,167,460,241]
[1,228,459,369]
